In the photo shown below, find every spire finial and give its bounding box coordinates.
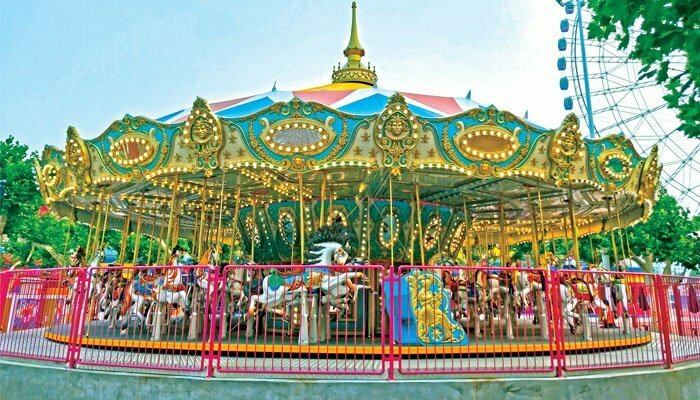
[331,2,377,86]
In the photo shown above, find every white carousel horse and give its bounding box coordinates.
[119,249,195,339]
[513,265,549,338]
[246,224,365,344]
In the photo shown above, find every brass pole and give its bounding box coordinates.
[217,171,227,244]
[192,206,200,257]
[132,194,145,265]
[464,202,472,265]
[613,194,628,270]
[320,170,327,228]
[154,207,167,265]
[605,196,619,268]
[250,196,256,263]
[535,179,548,252]
[389,174,394,267]
[208,199,216,249]
[414,183,425,266]
[89,190,105,256]
[228,187,241,265]
[85,204,97,256]
[562,215,570,256]
[146,212,157,266]
[99,192,111,252]
[118,203,133,265]
[567,185,581,269]
[164,174,179,254]
[366,195,371,260]
[197,186,207,260]
[62,204,75,266]
[498,194,507,267]
[328,187,334,225]
[298,172,305,264]
[526,185,541,268]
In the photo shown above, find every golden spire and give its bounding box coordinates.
[332,2,377,86]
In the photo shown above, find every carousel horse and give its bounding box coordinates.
[470,260,517,339]
[119,248,196,339]
[186,243,221,340]
[514,263,547,328]
[439,259,487,339]
[246,224,366,344]
[561,274,594,340]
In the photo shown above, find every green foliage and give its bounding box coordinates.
[586,0,700,138]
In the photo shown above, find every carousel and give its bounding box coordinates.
[34,3,661,359]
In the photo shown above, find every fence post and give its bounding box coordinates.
[206,266,220,378]
[0,272,9,333]
[386,265,396,381]
[549,271,564,377]
[654,275,673,369]
[67,269,87,368]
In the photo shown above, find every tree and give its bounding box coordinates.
[583,0,700,139]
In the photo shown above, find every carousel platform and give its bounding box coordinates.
[44,318,653,357]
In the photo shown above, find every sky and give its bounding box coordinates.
[0,0,565,150]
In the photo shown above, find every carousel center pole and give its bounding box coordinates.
[567,184,581,269]
[613,193,628,271]
[605,196,619,269]
[414,183,425,266]
[298,173,305,264]
[217,171,227,244]
[525,185,541,268]
[462,200,471,265]
[197,179,208,260]
[163,174,179,262]
[228,187,241,265]
[131,194,145,265]
[99,191,111,253]
[319,171,327,229]
[62,203,75,266]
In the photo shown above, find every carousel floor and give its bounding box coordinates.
[44,318,654,357]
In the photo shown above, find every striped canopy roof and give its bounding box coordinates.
[156,83,541,128]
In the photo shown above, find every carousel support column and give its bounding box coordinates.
[319,171,327,229]
[525,185,541,268]
[613,194,628,270]
[207,198,217,250]
[132,195,145,266]
[499,194,514,340]
[217,171,227,244]
[567,185,581,270]
[146,212,157,266]
[99,192,111,254]
[228,187,241,265]
[297,172,310,345]
[84,204,97,259]
[191,207,200,257]
[463,201,471,265]
[197,182,208,260]
[163,174,179,262]
[562,214,570,261]
[89,190,105,257]
[408,193,416,265]
[118,203,133,266]
[365,194,376,336]
[62,204,75,267]
[153,207,167,266]
[605,196,619,268]
[536,179,549,254]
[414,183,425,266]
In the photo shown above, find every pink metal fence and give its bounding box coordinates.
[1,266,699,378]
[72,265,213,372]
[0,268,81,364]
[657,275,700,363]
[554,270,666,372]
[395,265,556,375]
[215,264,385,376]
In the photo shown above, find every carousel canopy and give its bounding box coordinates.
[35,2,661,264]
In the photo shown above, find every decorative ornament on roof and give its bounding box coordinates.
[375,93,419,175]
[182,97,223,176]
[63,126,92,188]
[548,113,585,183]
[331,2,378,86]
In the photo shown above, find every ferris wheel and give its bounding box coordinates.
[557,1,699,213]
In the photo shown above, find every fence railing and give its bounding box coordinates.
[0,265,699,379]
